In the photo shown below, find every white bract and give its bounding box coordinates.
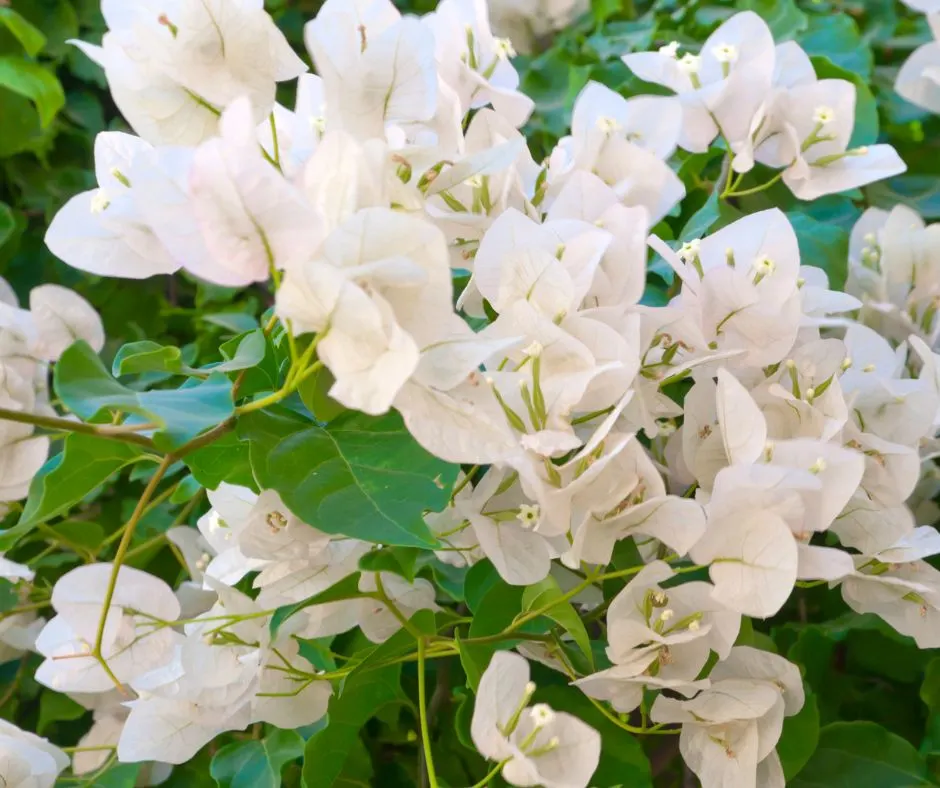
[18,0,940,785]
[471,651,601,788]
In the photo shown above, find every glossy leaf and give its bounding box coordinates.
[240,407,456,548]
[210,729,304,788]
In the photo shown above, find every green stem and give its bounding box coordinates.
[92,454,175,692]
[723,169,786,198]
[417,638,440,788]
[468,760,510,788]
[0,406,156,450]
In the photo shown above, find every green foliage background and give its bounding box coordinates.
[3,0,940,786]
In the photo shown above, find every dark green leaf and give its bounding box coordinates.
[7,434,145,550]
[799,16,873,80]
[38,690,86,734]
[521,576,593,669]
[0,203,15,249]
[0,56,64,126]
[739,0,807,40]
[210,729,304,788]
[790,721,933,787]
[788,211,850,290]
[0,9,46,56]
[358,546,421,582]
[302,665,407,788]
[240,407,456,548]
[185,432,255,490]
[778,689,820,780]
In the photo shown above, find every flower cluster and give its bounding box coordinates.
[2,0,937,786]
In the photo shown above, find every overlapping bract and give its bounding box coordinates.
[23,1,940,786]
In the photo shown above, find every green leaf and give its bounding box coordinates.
[0,579,17,613]
[0,203,14,249]
[56,342,234,450]
[358,546,421,581]
[297,366,345,423]
[778,689,820,780]
[680,188,742,241]
[521,576,593,669]
[463,559,500,613]
[212,330,278,399]
[867,176,940,220]
[0,56,64,127]
[82,764,141,788]
[302,665,407,788]
[922,656,940,715]
[787,211,850,291]
[798,15,873,81]
[0,9,45,57]
[185,432,255,490]
[210,729,304,788]
[790,721,933,787]
[5,434,145,550]
[170,473,202,504]
[460,579,527,691]
[38,690,86,735]
[240,407,457,548]
[112,341,183,376]
[739,0,807,40]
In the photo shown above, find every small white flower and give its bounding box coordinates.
[688,619,701,632]
[813,105,835,126]
[595,115,622,134]
[517,504,540,529]
[492,37,516,60]
[529,703,556,726]
[659,41,680,58]
[659,609,675,623]
[679,238,701,263]
[524,681,537,697]
[711,43,739,64]
[753,256,776,276]
[523,340,543,358]
[89,190,110,214]
[677,53,701,75]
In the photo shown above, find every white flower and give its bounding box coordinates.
[471,651,601,788]
[35,564,181,693]
[73,0,305,146]
[0,719,69,788]
[45,133,179,280]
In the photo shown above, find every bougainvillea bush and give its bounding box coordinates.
[7,0,940,785]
